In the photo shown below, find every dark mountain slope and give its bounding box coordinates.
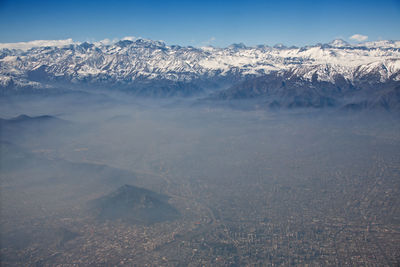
[90,184,180,225]
[211,72,400,110]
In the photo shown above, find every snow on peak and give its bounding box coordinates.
[329,39,349,47]
[0,38,399,87]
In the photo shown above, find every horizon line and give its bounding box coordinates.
[1,36,399,51]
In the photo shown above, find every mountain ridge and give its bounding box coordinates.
[1,38,399,109]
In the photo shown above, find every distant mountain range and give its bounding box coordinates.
[1,38,399,109]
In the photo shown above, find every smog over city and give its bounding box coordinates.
[1,0,400,266]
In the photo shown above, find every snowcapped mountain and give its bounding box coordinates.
[1,38,399,107]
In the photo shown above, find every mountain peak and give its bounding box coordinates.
[90,184,179,224]
[328,39,349,47]
[115,39,134,48]
[273,43,287,49]
[228,43,247,50]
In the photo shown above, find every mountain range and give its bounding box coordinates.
[1,38,399,109]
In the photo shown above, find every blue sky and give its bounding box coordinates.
[0,0,399,47]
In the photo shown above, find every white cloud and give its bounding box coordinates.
[349,34,368,42]
[121,36,137,41]
[93,38,116,46]
[0,39,76,50]
[0,36,170,50]
[202,37,216,46]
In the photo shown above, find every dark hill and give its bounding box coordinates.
[90,185,180,225]
[0,114,66,131]
[0,114,62,124]
[0,114,69,143]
